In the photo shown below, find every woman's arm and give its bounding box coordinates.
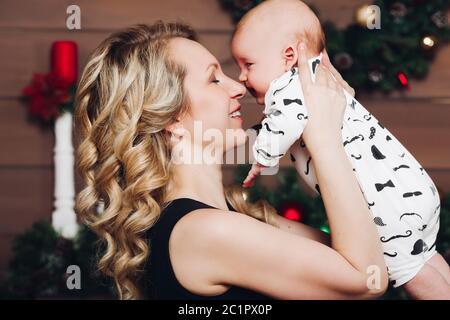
[297,42,387,278]
[174,207,386,299]
[272,213,331,246]
[171,43,387,299]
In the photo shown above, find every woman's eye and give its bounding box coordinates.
[245,63,253,68]
[211,78,220,84]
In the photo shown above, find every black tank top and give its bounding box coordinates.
[145,197,273,300]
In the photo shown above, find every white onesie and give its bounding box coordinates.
[252,54,441,287]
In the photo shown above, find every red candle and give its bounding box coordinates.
[51,41,78,85]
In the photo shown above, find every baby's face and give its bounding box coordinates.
[231,28,288,105]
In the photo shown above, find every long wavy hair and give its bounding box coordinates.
[74,21,279,300]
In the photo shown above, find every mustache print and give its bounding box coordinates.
[375,179,396,192]
[384,252,398,257]
[283,98,303,106]
[351,154,362,160]
[393,164,410,171]
[386,135,392,141]
[399,212,423,220]
[368,201,375,207]
[371,145,386,160]
[349,99,356,110]
[312,59,320,74]
[305,156,312,175]
[343,134,364,147]
[399,152,405,158]
[264,123,284,135]
[364,113,372,121]
[273,78,293,95]
[290,68,297,76]
[250,123,262,135]
[256,148,284,160]
[418,225,427,231]
[373,216,386,226]
[297,113,308,120]
[403,191,422,198]
[353,119,363,123]
[369,127,376,139]
[380,230,412,243]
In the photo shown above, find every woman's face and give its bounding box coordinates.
[168,38,247,159]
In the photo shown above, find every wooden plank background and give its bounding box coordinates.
[1,0,449,276]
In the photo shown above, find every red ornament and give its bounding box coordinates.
[397,72,409,88]
[51,41,78,86]
[281,202,303,221]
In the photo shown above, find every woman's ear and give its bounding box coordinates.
[283,45,298,71]
[165,119,185,140]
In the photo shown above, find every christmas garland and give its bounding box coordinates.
[219,0,450,92]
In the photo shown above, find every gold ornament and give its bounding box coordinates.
[356,4,372,27]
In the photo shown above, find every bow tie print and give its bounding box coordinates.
[375,179,396,192]
[283,98,303,106]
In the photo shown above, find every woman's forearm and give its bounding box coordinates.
[309,141,386,275]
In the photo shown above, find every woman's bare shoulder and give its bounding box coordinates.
[167,207,250,296]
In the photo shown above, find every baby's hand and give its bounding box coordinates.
[242,162,268,188]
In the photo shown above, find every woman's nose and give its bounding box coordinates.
[230,80,246,100]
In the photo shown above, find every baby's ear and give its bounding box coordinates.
[283,45,298,70]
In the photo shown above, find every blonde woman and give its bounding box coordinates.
[74,22,387,300]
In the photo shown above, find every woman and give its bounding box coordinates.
[74,21,388,300]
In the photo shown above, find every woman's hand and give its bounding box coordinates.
[321,50,355,98]
[297,43,347,155]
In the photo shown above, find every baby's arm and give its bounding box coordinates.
[254,73,308,166]
[244,72,309,186]
[242,162,268,188]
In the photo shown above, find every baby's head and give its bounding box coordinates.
[231,0,325,104]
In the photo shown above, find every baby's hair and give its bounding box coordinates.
[295,26,326,55]
[233,0,326,55]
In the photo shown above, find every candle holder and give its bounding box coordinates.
[22,41,79,239]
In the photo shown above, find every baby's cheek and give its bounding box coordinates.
[250,73,269,95]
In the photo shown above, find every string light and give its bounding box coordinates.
[421,35,437,50]
[397,72,409,88]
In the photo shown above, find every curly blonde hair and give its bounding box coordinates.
[74,21,279,300]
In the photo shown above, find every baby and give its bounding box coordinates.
[231,0,448,297]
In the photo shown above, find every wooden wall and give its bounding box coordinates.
[1,0,449,276]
